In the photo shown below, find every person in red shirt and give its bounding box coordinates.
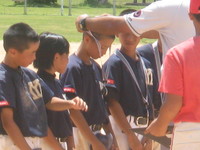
[145,0,200,149]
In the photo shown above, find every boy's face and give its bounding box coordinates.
[14,41,40,67]
[53,52,69,74]
[118,32,140,51]
[88,38,114,59]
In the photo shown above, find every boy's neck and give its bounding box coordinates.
[45,68,56,75]
[75,43,91,65]
[120,46,139,61]
[3,55,19,69]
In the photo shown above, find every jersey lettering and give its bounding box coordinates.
[28,79,42,100]
[146,68,153,85]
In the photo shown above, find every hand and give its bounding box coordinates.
[141,137,152,150]
[127,132,143,150]
[145,118,168,137]
[70,96,88,111]
[75,14,89,32]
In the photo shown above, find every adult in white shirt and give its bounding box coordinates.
[76,0,195,58]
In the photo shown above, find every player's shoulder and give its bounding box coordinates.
[0,64,10,82]
[21,67,37,77]
[67,54,83,71]
[137,44,154,56]
[104,52,122,67]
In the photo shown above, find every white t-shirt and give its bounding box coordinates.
[124,0,195,58]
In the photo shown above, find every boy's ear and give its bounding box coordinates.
[8,48,18,56]
[54,53,59,60]
[83,34,91,43]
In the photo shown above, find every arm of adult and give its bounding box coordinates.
[75,15,131,35]
[69,109,106,150]
[43,128,64,150]
[141,30,159,39]
[108,98,143,150]
[1,107,32,150]
[145,93,182,136]
[45,96,88,112]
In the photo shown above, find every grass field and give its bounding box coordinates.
[0,0,156,44]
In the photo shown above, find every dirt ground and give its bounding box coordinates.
[0,40,121,70]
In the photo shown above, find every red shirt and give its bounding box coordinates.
[159,37,200,123]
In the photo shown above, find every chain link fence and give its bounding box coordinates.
[0,0,156,16]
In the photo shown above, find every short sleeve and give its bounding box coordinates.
[39,78,54,104]
[0,79,16,108]
[159,50,183,96]
[103,58,122,101]
[124,0,172,36]
[60,67,81,100]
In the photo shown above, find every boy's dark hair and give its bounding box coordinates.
[33,32,69,70]
[3,22,39,52]
[193,14,200,22]
[119,9,137,16]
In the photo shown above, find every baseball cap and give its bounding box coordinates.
[190,0,200,14]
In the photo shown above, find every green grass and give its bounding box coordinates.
[0,0,156,44]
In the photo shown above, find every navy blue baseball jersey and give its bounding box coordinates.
[0,63,54,137]
[137,44,162,110]
[60,54,108,126]
[37,70,72,138]
[103,50,158,119]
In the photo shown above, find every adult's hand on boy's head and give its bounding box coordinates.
[70,96,88,111]
[145,118,167,137]
[75,14,89,32]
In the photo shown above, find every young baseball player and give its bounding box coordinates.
[60,31,116,150]
[146,0,200,149]
[102,9,160,150]
[137,39,163,106]
[33,32,74,150]
[0,22,87,150]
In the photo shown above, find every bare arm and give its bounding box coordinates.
[108,99,143,150]
[1,108,31,150]
[145,93,182,136]
[141,30,159,39]
[46,96,88,112]
[75,15,131,35]
[43,128,63,150]
[69,109,106,150]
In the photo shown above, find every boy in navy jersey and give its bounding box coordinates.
[33,32,74,150]
[103,9,160,150]
[60,31,116,150]
[0,23,87,150]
